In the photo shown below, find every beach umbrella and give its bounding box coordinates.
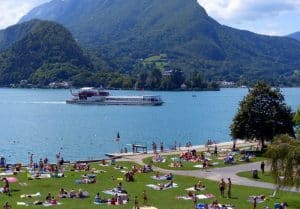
[6,177,17,183]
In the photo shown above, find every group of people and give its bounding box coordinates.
[219,178,232,198]
[152,142,164,153]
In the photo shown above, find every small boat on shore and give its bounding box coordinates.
[66,87,164,106]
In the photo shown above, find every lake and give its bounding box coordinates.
[0,88,299,164]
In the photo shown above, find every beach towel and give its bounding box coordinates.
[139,207,158,209]
[204,194,215,198]
[248,196,265,203]
[146,183,178,190]
[170,157,180,162]
[193,165,203,168]
[153,158,166,163]
[0,172,14,176]
[94,200,128,205]
[102,189,127,196]
[92,170,106,174]
[185,187,205,191]
[196,194,207,199]
[19,182,28,187]
[151,175,167,180]
[114,166,128,170]
[17,202,29,206]
[176,196,193,200]
[43,202,62,207]
[99,164,109,167]
[20,192,41,198]
[177,193,214,200]
[30,173,51,179]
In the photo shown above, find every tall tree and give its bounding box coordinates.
[294,107,300,138]
[265,134,300,188]
[231,82,294,149]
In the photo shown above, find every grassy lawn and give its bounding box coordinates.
[237,171,275,184]
[1,161,299,209]
[143,153,266,171]
[143,54,168,70]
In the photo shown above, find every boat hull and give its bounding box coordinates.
[66,100,163,106]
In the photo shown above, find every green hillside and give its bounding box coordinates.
[18,0,300,86]
[0,20,94,86]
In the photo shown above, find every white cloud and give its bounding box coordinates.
[197,0,300,35]
[0,0,50,29]
[197,0,300,22]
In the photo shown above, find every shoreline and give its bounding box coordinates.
[2,140,258,166]
[102,140,258,162]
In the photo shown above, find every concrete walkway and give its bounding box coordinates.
[122,154,300,193]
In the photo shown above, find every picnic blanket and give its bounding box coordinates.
[29,173,51,179]
[248,195,265,203]
[196,203,234,209]
[20,192,41,198]
[185,187,205,191]
[0,171,14,176]
[94,200,128,205]
[151,175,167,181]
[176,194,215,200]
[17,202,29,206]
[102,189,128,196]
[146,183,178,190]
[193,165,203,168]
[43,202,62,207]
[92,169,106,174]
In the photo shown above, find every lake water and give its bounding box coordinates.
[0,88,299,164]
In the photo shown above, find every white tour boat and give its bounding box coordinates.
[66,87,163,106]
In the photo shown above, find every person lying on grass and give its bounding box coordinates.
[158,180,174,190]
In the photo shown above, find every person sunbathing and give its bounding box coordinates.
[50,197,57,205]
[164,180,174,188]
[59,188,68,198]
[110,197,116,205]
[94,193,101,203]
[45,193,52,202]
[194,181,205,191]
[165,173,173,180]
[69,189,76,198]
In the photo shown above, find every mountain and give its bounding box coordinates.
[0,19,47,52]
[0,20,94,86]
[16,0,300,86]
[288,32,300,41]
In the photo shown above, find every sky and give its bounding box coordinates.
[0,0,300,36]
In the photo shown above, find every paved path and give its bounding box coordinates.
[122,154,300,193]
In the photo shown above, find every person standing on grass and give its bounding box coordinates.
[214,144,218,156]
[3,202,11,209]
[227,178,232,198]
[219,178,226,197]
[142,190,147,205]
[260,161,265,174]
[134,196,139,209]
[253,196,257,209]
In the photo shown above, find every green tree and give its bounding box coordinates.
[146,68,162,89]
[230,82,295,149]
[265,134,300,188]
[294,107,300,125]
[294,107,300,138]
